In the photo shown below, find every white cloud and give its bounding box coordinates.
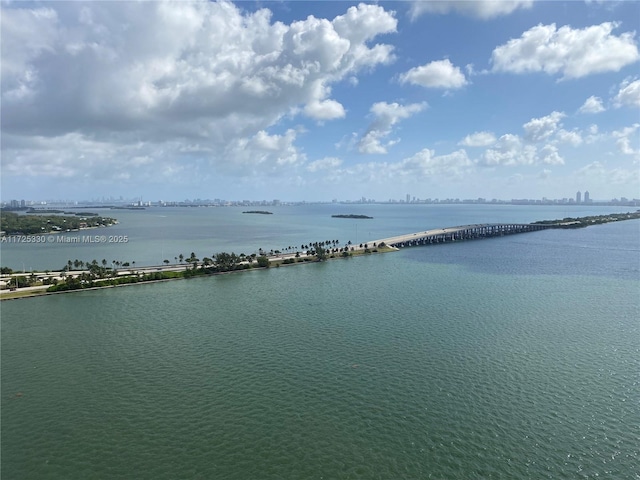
[613,78,640,108]
[523,111,565,142]
[1,2,397,181]
[459,131,496,147]
[578,96,605,114]
[307,157,342,172]
[480,134,538,166]
[358,101,426,154]
[409,0,533,20]
[332,3,398,44]
[556,129,583,147]
[399,59,468,89]
[394,149,473,178]
[539,144,565,165]
[612,124,640,156]
[324,148,475,188]
[491,22,639,79]
[585,124,602,144]
[304,99,346,121]
[576,161,640,187]
[224,129,305,175]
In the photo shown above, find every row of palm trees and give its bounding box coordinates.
[64,258,136,272]
[61,238,360,279]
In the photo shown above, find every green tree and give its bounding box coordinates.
[187,252,199,269]
[215,252,236,271]
[256,255,269,268]
[315,245,327,261]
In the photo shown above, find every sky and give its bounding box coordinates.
[1,0,639,202]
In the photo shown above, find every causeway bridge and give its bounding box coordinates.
[370,223,554,249]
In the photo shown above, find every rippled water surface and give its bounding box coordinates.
[2,215,639,479]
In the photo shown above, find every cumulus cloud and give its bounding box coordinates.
[307,157,342,172]
[523,111,565,142]
[483,141,563,167]
[555,129,583,147]
[1,1,397,182]
[304,99,346,121]
[539,144,565,165]
[358,101,426,154]
[399,59,468,89]
[459,131,496,147]
[393,149,473,178]
[223,129,306,175]
[576,161,640,187]
[578,96,606,114]
[613,78,640,108]
[324,147,475,188]
[491,22,639,79]
[612,124,640,156]
[480,134,537,166]
[409,0,533,20]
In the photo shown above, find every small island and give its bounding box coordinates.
[332,214,373,219]
[242,211,273,215]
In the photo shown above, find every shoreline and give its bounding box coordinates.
[3,212,638,301]
[0,247,395,301]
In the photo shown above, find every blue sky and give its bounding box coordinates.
[1,1,639,202]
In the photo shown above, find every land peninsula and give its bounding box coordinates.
[0,211,117,236]
[242,210,273,214]
[2,211,638,300]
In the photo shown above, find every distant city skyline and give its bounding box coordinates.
[3,190,638,208]
[2,1,639,201]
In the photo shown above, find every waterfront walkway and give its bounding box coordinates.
[369,223,553,248]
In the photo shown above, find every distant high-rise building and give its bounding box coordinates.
[406,194,411,203]
[576,191,582,204]
[584,191,590,203]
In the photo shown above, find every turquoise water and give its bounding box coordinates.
[2,212,639,479]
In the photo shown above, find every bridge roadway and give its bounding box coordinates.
[369,223,554,249]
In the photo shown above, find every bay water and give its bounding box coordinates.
[1,205,639,479]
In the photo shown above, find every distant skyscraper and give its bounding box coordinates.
[576,191,582,204]
[406,194,411,203]
[584,191,590,203]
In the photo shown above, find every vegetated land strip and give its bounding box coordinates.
[0,211,117,235]
[531,211,640,228]
[2,211,637,300]
[331,214,373,219]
